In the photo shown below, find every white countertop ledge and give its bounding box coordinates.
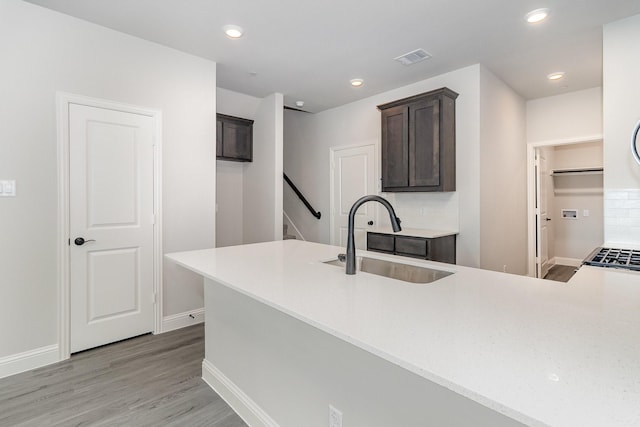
[166,240,640,427]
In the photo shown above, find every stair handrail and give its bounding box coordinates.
[283,173,321,219]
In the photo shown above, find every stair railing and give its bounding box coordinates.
[283,173,321,219]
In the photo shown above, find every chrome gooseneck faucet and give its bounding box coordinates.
[345,195,402,275]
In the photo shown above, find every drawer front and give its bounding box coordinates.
[395,236,427,258]
[367,233,394,253]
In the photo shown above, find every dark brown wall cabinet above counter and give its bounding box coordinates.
[367,232,456,264]
[378,87,458,192]
[216,113,254,162]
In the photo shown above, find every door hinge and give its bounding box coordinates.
[152,291,157,304]
[151,214,156,225]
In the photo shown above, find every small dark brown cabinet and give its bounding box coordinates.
[378,87,458,192]
[367,232,456,264]
[216,113,254,162]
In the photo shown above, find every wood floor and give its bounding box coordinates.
[0,324,247,427]
[543,264,578,282]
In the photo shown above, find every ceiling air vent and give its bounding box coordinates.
[394,49,432,66]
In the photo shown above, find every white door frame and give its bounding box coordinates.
[526,134,602,277]
[329,142,378,246]
[56,92,163,360]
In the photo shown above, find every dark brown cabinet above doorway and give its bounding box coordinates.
[378,87,458,192]
[216,113,254,162]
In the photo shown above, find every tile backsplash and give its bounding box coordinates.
[604,189,640,243]
[376,191,459,231]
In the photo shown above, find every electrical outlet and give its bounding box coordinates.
[0,180,16,197]
[329,405,343,427]
[503,265,508,273]
[583,209,590,217]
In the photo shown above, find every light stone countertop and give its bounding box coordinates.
[368,226,458,238]
[166,240,640,427]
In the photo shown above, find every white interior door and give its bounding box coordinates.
[331,144,377,249]
[535,149,550,278]
[69,103,155,353]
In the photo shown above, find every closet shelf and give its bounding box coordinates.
[551,167,603,176]
[553,188,603,195]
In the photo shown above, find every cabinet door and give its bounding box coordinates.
[381,105,409,190]
[222,121,252,161]
[367,232,395,253]
[427,235,456,264]
[395,236,428,258]
[409,98,440,187]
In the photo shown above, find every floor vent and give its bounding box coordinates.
[394,48,432,66]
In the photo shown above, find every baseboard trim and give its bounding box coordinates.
[161,308,204,333]
[202,359,279,427]
[0,344,59,379]
[552,257,582,268]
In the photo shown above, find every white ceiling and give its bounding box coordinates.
[25,0,640,112]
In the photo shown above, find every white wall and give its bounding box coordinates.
[479,67,527,274]
[215,162,244,247]
[603,14,640,245]
[551,142,604,261]
[243,93,284,243]
[284,65,482,267]
[553,141,603,168]
[527,87,603,143]
[215,88,261,247]
[0,0,216,360]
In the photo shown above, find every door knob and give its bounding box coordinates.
[545,218,552,222]
[368,220,374,226]
[74,237,96,246]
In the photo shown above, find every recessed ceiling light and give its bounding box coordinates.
[525,8,550,24]
[223,25,244,39]
[547,72,565,81]
[295,101,305,108]
[350,79,364,87]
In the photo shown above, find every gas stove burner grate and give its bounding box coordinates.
[583,247,640,271]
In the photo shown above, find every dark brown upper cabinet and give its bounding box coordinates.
[378,87,458,192]
[216,113,254,162]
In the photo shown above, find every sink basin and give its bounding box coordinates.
[323,256,453,284]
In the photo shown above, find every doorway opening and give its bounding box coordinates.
[527,137,604,278]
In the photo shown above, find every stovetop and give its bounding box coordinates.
[583,247,640,271]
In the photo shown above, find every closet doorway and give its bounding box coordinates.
[527,138,604,278]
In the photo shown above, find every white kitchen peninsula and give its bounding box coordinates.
[166,240,640,427]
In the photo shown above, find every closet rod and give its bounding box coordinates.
[551,167,603,176]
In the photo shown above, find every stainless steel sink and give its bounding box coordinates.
[323,256,453,284]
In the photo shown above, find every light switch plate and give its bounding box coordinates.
[0,180,16,197]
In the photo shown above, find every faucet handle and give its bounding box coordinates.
[338,253,346,262]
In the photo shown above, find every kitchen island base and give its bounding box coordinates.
[202,279,523,427]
